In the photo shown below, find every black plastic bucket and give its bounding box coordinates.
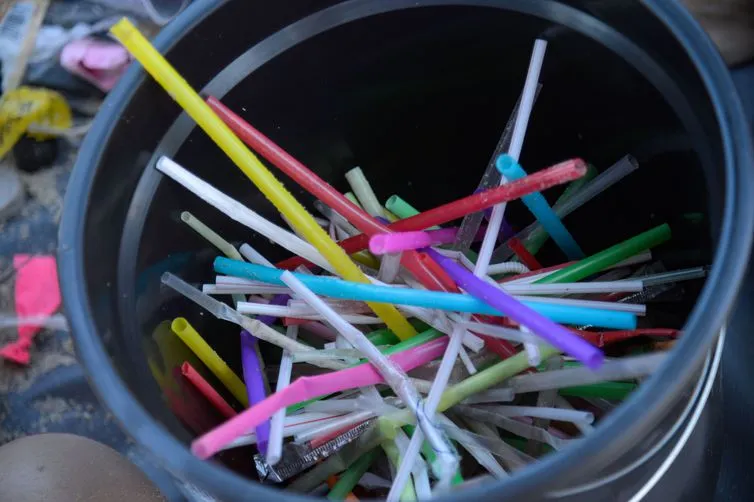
[58,0,754,500]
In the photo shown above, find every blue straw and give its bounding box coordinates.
[496,155,584,260]
[215,258,636,329]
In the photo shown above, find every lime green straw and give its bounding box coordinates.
[385,195,441,230]
[403,425,464,485]
[181,211,244,261]
[535,224,671,285]
[345,192,362,209]
[524,165,598,255]
[382,440,417,501]
[327,448,380,500]
[560,381,637,400]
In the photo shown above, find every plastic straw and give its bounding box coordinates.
[267,324,297,465]
[425,249,604,368]
[219,259,636,329]
[276,158,587,269]
[475,405,594,424]
[385,195,438,229]
[455,406,571,450]
[382,439,418,501]
[435,415,509,479]
[280,271,458,487]
[180,211,243,261]
[497,155,584,259]
[345,192,362,208]
[631,266,708,287]
[240,331,269,453]
[190,337,448,458]
[377,252,403,283]
[535,224,672,285]
[328,449,380,500]
[171,317,248,406]
[111,19,415,342]
[515,295,646,315]
[506,352,667,394]
[507,237,542,270]
[345,167,386,219]
[239,243,275,267]
[161,273,346,371]
[180,362,237,419]
[394,429,432,500]
[370,229,458,254]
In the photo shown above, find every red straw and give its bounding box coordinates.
[275,159,587,270]
[572,329,681,347]
[207,96,455,294]
[507,237,543,270]
[181,362,238,419]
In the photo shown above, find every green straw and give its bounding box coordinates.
[327,448,380,500]
[181,211,244,261]
[366,327,401,346]
[535,224,671,284]
[559,381,637,400]
[524,164,598,255]
[385,195,441,229]
[403,425,464,485]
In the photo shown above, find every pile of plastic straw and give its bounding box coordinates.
[111,19,702,501]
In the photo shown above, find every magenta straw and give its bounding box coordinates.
[192,336,448,459]
[424,248,604,369]
[240,330,270,454]
[370,229,458,254]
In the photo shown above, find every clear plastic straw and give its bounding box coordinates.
[378,252,403,283]
[436,414,508,479]
[518,295,646,315]
[629,266,708,287]
[161,272,346,371]
[506,352,668,394]
[461,388,516,405]
[202,284,290,295]
[455,405,571,450]
[314,200,360,237]
[555,396,595,436]
[475,405,594,424]
[493,155,640,262]
[394,429,432,500]
[452,87,539,253]
[462,418,534,470]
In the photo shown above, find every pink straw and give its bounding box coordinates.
[369,228,459,255]
[191,337,449,459]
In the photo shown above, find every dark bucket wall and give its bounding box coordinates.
[59,0,754,501]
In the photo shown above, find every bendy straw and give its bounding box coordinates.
[497,155,584,260]
[171,317,248,406]
[111,18,416,341]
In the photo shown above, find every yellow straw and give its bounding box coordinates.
[112,19,415,340]
[171,317,248,406]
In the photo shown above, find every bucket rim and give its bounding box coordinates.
[58,0,754,499]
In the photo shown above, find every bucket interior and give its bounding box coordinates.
[78,2,726,497]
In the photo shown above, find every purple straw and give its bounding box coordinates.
[256,294,289,325]
[240,330,270,453]
[424,248,603,369]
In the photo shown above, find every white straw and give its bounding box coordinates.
[394,429,432,501]
[266,324,298,465]
[202,284,290,295]
[519,295,646,315]
[156,157,335,273]
[502,280,643,295]
[239,243,276,267]
[388,39,548,502]
[345,166,386,219]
